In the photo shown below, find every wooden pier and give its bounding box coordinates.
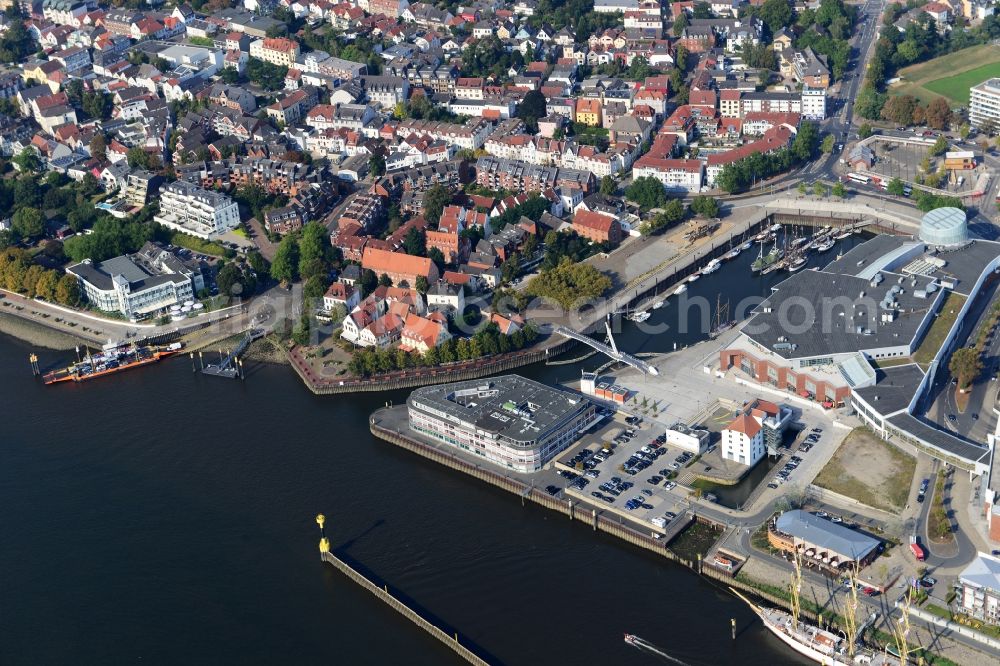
[200,328,264,379]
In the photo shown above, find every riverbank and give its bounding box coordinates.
[0,312,87,350]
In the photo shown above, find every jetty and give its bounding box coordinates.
[553,320,658,375]
[201,328,264,379]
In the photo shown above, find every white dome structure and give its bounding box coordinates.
[920,207,968,246]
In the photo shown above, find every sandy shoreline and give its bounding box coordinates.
[0,313,88,351]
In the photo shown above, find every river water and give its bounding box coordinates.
[1,232,865,665]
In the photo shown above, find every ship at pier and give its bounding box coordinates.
[43,341,183,385]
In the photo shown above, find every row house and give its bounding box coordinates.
[374,159,467,213]
[740,92,802,116]
[632,156,704,194]
[305,103,377,131]
[341,191,385,230]
[249,37,300,67]
[207,83,257,114]
[741,112,801,137]
[393,118,492,150]
[705,124,795,187]
[266,88,316,125]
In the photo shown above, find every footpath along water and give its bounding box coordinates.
[0,233,868,664]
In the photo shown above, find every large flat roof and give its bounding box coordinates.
[775,510,880,561]
[822,235,912,277]
[408,376,592,446]
[960,552,1000,594]
[852,364,926,417]
[887,413,990,463]
[741,268,936,360]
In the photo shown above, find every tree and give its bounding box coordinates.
[524,256,612,310]
[219,67,240,84]
[12,148,40,173]
[689,195,719,218]
[791,121,819,161]
[880,94,918,126]
[89,134,107,162]
[820,134,835,154]
[925,97,952,130]
[82,91,112,120]
[855,86,885,121]
[813,181,827,197]
[757,0,793,35]
[516,89,546,133]
[415,275,429,293]
[832,181,846,198]
[378,273,392,287]
[672,11,689,37]
[949,347,982,389]
[887,177,905,196]
[368,153,385,177]
[858,123,873,139]
[126,146,158,170]
[930,135,949,156]
[298,221,331,280]
[55,273,80,306]
[624,176,667,211]
[11,207,44,239]
[422,184,452,224]
[599,175,617,196]
[303,273,328,300]
[270,235,300,284]
[403,226,426,256]
[359,268,378,297]
[798,182,808,195]
[960,123,971,140]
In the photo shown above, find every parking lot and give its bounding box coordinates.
[866,137,980,196]
[553,412,698,534]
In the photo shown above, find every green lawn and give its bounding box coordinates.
[169,231,234,258]
[923,62,1000,105]
[892,44,1000,105]
[913,292,967,366]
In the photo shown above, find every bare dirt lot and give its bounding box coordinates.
[812,427,916,513]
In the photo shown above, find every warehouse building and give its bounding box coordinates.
[768,510,881,570]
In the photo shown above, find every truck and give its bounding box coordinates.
[910,536,926,562]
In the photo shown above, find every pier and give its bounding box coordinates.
[315,516,492,666]
[201,328,264,379]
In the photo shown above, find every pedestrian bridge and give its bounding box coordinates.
[553,322,658,375]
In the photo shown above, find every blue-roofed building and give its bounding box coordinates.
[768,510,881,570]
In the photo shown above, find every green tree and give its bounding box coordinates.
[298,221,331,280]
[798,181,808,195]
[855,86,884,121]
[812,181,828,197]
[672,11,689,37]
[303,273,328,300]
[368,153,386,177]
[930,135,949,156]
[11,207,44,239]
[219,67,240,84]
[415,275,429,293]
[791,121,819,161]
[757,0,793,35]
[403,226,426,256]
[887,177,905,196]
[422,184,452,224]
[378,273,392,287]
[832,181,847,198]
[359,268,378,297]
[820,134,835,154]
[858,123,874,139]
[515,89,547,133]
[271,234,300,284]
[624,176,667,211]
[12,148,40,173]
[599,175,617,196]
[689,195,719,218]
[949,347,982,389]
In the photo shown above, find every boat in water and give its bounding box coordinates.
[741,241,753,251]
[752,245,783,273]
[701,258,722,275]
[730,588,902,666]
[815,237,836,252]
[687,273,701,283]
[627,310,651,323]
[673,284,688,295]
[726,247,742,260]
[43,341,183,385]
[624,633,640,647]
[834,228,855,240]
[652,300,665,309]
[788,256,808,271]
[709,295,736,339]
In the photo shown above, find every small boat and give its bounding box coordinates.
[834,228,855,240]
[770,223,782,232]
[815,238,836,252]
[726,247,742,260]
[788,256,808,271]
[701,258,722,275]
[624,633,639,647]
[652,301,665,309]
[741,241,753,251]
[752,247,783,273]
[673,284,688,295]
[627,310,651,322]
[687,273,701,283]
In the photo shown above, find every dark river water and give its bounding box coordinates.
[1,232,864,664]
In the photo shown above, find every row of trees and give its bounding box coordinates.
[0,248,80,306]
[271,222,341,289]
[348,320,539,377]
[878,94,953,129]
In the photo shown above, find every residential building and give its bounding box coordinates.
[426,280,464,312]
[632,156,703,194]
[801,86,826,121]
[970,78,1000,128]
[153,181,240,239]
[407,376,599,472]
[958,553,1000,623]
[249,37,300,67]
[571,209,622,244]
[361,246,440,287]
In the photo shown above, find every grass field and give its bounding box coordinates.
[891,44,1000,105]
[913,291,967,366]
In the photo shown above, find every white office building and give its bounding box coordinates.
[153,181,240,239]
[970,78,1000,127]
[720,398,792,467]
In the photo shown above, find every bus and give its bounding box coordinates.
[847,173,871,185]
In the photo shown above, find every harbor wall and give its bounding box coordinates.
[319,550,491,666]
